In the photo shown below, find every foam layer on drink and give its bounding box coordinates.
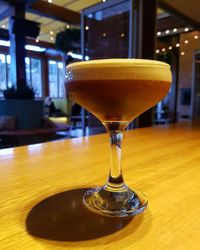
[67,59,172,82]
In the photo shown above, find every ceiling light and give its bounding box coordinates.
[0,40,10,46]
[25,45,46,52]
[0,40,46,52]
[49,60,57,65]
[173,28,177,32]
[67,51,90,61]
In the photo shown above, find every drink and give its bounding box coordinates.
[66,59,171,124]
[66,59,172,217]
[67,79,170,123]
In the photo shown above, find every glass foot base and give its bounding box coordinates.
[83,185,148,217]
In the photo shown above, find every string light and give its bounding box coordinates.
[157,27,194,37]
[67,24,70,29]
[85,26,89,30]
[121,33,125,38]
[156,31,199,56]
[50,30,54,35]
[102,33,107,37]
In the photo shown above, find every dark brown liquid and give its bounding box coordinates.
[66,79,170,122]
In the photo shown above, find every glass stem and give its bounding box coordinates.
[104,122,128,191]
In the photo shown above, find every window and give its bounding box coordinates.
[48,60,65,98]
[0,54,6,92]
[25,57,42,97]
[0,54,11,96]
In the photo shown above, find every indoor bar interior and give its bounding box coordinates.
[0,0,200,249]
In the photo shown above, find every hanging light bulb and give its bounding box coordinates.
[184,40,189,44]
[184,27,189,32]
[165,30,170,34]
[162,48,166,52]
[157,31,161,36]
[50,30,54,35]
[194,35,199,39]
[181,51,185,56]
[173,28,177,33]
[168,46,173,50]
[176,43,180,47]
[156,49,160,54]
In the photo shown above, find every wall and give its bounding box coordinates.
[178,30,200,120]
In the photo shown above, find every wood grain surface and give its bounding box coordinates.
[1,122,200,250]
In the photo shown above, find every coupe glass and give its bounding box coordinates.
[66,59,172,217]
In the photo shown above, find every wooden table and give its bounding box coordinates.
[1,122,200,250]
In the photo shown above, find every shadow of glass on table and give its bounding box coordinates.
[26,188,145,242]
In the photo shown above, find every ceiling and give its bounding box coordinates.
[0,0,102,43]
[160,0,200,25]
[0,0,199,45]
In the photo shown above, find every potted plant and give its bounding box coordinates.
[0,85,44,129]
[55,27,80,54]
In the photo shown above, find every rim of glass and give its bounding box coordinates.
[67,58,170,70]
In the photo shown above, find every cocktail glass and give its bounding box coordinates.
[66,59,172,217]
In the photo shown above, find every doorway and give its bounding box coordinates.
[192,52,200,119]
